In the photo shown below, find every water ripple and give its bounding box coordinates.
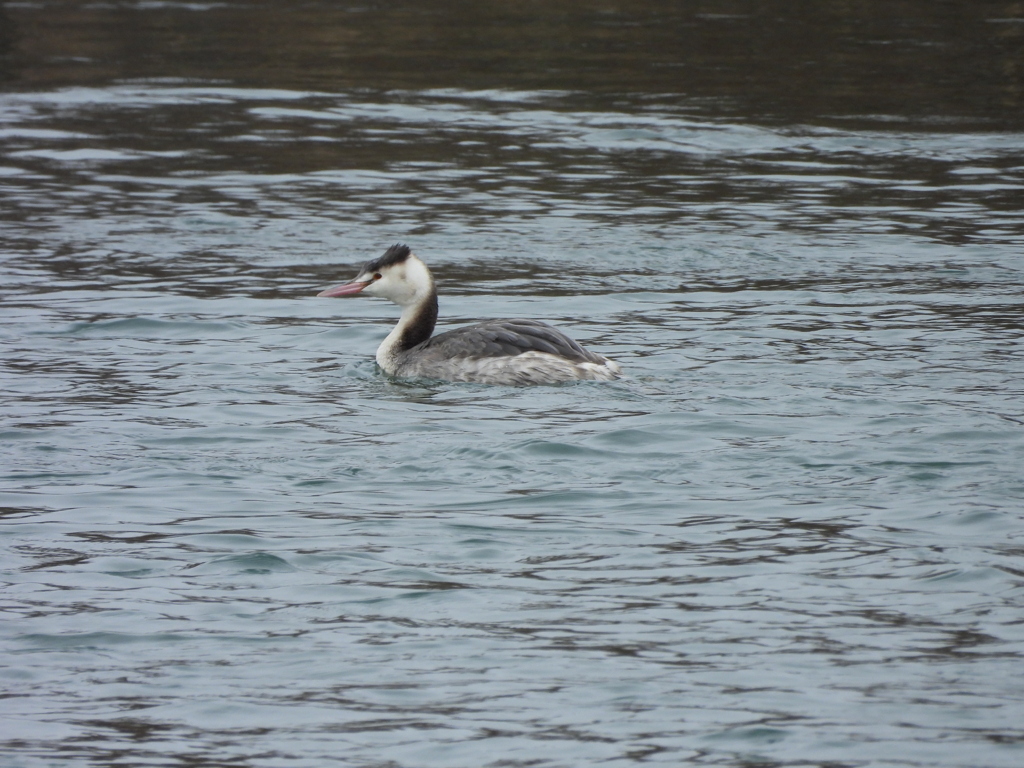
[2,82,1023,768]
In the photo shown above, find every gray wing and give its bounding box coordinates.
[417,319,604,363]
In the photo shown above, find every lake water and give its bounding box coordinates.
[1,3,1023,767]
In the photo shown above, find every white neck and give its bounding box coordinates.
[369,257,439,373]
[375,302,426,373]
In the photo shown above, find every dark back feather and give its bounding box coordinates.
[418,319,601,363]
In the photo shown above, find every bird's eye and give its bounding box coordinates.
[373,272,382,280]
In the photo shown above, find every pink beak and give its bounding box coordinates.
[317,280,370,298]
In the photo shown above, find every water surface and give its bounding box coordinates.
[2,3,1024,767]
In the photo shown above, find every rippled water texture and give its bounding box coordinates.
[2,3,1024,767]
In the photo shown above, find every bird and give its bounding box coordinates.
[317,244,621,385]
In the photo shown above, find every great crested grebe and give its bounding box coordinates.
[317,244,621,385]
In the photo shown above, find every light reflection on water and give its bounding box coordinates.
[2,81,1024,767]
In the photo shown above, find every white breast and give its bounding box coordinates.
[395,350,621,386]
